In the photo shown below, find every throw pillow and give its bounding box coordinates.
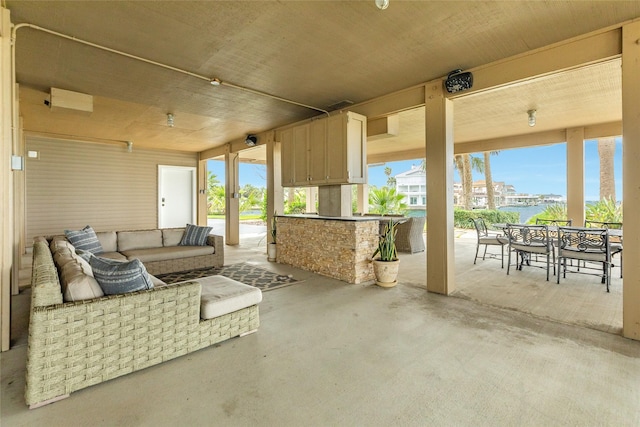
[179,224,212,246]
[65,225,103,254]
[89,256,154,295]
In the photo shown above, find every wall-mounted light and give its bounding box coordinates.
[245,134,257,147]
[126,141,133,153]
[167,113,174,127]
[375,0,390,10]
[527,109,537,127]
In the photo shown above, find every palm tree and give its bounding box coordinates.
[483,151,498,209]
[598,137,616,202]
[369,187,408,215]
[458,154,484,210]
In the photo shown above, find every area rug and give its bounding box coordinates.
[155,262,300,291]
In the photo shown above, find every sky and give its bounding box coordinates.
[207,137,623,201]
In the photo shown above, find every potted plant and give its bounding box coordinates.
[371,219,399,287]
[267,214,277,262]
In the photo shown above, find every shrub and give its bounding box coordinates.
[527,204,568,224]
[454,209,519,229]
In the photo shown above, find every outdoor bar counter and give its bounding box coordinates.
[276,214,382,284]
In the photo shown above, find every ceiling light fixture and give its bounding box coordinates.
[375,0,390,10]
[527,109,536,127]
[245,134,257,147]
[210,78,221,86]
[167,113,174,127]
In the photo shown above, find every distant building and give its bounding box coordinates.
[394,166,557,209]
[395,165,426,210]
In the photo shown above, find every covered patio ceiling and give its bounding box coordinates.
[7,1,637,163]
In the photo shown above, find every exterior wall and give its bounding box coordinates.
[277,217,377,284]
[25,136,197,241]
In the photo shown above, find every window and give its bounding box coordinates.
[410,196,418,205]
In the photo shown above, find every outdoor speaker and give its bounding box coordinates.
[444,69,473,94]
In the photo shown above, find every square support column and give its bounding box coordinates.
[267,133,284,242]
[425,82,455,294]
[0,7,12,351]
[197,159,208,226]
[357,184,369,214]
[225,151,240,246]
[305,187,317,213]
[566,127,585,227]
[622,21,640,340]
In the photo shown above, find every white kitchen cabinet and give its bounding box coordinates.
[280,111,367,187]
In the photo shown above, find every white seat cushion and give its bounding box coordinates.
[197,275,262,320]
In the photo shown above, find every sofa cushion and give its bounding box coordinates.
[149,274,169,288]
[197,275,262,319]
[121,245,214,263]
[89,256,154,295]
[162,228,186,247]
[59,259,104,302]
[50,235,74,253]
[118,230,163,252]
[65,225,103,254]
[98,251,129,261]
[96,231,118,253]
[53,246,77,269]
[179,224,212,246]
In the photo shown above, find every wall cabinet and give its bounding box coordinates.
[280,111,367,187]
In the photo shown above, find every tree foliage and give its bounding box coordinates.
[369,186,407,215]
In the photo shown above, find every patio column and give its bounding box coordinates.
[566,127,585,227]
[622,20,640,341]
[425,82,455,294]
[197,159,208,225]
[305,187,317,213]
[0,7,12,351]
[357,184,369,214]
[266,133,284,240]
[225,151,240,245]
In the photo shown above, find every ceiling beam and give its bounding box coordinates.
[366,121,623,163]
[450,28,622,99]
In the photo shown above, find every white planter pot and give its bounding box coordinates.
[372,259,400,287]
[267,243,277,262]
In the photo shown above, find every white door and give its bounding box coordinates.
[158,165,197,228]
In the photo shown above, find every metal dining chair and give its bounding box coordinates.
[504,223,555,281]
[557,226,612,292]
[470,218,507,268]
[584,220,623,278]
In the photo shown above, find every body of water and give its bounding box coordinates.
[498,204,548,223]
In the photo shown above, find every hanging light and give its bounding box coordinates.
[167,113,174,127]
[527,109,536,127]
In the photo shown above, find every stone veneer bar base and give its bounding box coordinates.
[277,217,378,284]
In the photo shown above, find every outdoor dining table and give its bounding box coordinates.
[492,223,622,270]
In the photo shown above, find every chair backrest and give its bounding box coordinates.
[557,226,610,260]
[505,223,550,248]
[470,218,488,238]
[536,218,572,226]
[584,220,622,230]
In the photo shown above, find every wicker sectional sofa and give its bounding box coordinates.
[25,230,261,408]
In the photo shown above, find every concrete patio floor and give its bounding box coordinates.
[1,228,636,426]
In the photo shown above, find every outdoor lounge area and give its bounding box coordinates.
[1,230,635,424]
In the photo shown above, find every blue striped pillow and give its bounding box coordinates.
[179,224,212,246]
[65,225,103,254]
[89,256,154,295]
